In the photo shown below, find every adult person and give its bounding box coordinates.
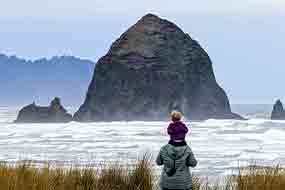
[156,111,197,190]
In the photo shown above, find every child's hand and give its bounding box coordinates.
[160,127,168,136]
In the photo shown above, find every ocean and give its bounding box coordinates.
[0,105,284,177]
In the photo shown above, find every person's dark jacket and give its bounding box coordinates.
[156,144,197,190]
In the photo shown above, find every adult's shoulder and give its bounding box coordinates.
[160,144,171,151]
[185,144,195,153]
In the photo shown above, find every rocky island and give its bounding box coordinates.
[15,97,72,123]
[271,99,285,120]
[74,14,242,121]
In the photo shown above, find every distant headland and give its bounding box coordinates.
[0,54,94,106]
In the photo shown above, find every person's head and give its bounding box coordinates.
[171,110,182,122]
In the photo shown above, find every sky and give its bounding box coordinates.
[0,0,284,104]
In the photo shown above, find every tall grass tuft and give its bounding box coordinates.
[192,164,285,190]
[235,164,285,190]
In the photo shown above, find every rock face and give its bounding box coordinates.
[271,100,285,120]
[15,97,72,123]
[74,14,242,121]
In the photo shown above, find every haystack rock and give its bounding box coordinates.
[15,97,72,123]
[74,14,242,121]
[271,100,285,120]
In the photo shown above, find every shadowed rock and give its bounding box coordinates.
[15,97,72,123]
[271,100,285,120]
[74,14,243,121]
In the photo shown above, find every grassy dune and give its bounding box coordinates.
[0,157,284,190]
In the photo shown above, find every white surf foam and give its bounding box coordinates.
[0,107,285,176]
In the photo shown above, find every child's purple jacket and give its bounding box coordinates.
[167,121,189,141]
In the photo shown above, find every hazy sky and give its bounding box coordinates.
[0,0,284,17]
[0,0,284,104]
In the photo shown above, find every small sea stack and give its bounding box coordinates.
[271,99,285,120]
[15,97,72,123]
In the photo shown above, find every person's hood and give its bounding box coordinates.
[166,144,189,160]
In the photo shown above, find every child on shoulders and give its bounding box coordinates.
[167,110,190,146]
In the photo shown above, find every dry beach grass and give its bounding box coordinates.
[0,155,154,190]
[235,164,285,190]
[192,163,285,190]
[0,157,284,190]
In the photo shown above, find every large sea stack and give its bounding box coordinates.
[271,100,285,120]
[74,14,242,121]
[15,97,72,123]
